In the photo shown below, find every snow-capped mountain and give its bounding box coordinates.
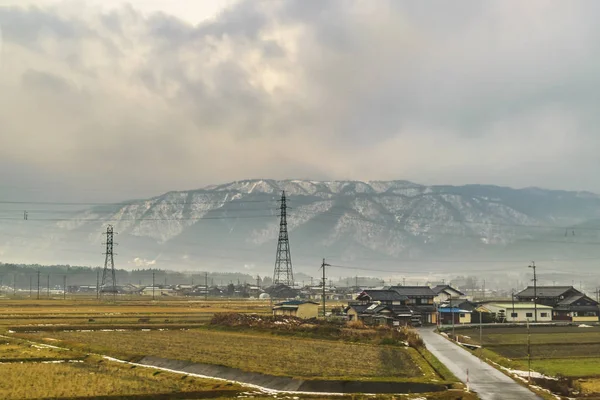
[3,179,600,273]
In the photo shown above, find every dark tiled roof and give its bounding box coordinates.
[275,300,318,306]
[557,294,585,306]
[362,304,392,314]
[557,294,599,306]
[410,304,437,313]
[390,286,436,297]
[346,304,370,313]
[516,286,579,298]
[390,305,413,316]
[356,290,408,302]
[442,299,477,310]
[432,285,465,296]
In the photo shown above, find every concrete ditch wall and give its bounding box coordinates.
[139,356,447,394]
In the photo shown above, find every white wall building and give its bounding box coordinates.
[141,287,174,296]
[482,302,553,322]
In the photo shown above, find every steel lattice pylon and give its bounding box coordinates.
[273,191,294,286]
[101,225,117,293]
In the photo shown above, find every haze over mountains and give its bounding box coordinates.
[2,179,600,276]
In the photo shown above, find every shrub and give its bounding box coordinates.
[346,320,367,329]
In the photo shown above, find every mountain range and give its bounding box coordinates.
[3,179,600,276]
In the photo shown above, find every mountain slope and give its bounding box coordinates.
[2,179,600,273]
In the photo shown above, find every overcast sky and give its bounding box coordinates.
[1,0,600,202]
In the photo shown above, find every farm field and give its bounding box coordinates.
[0,357,249,399]
[455,325,600,397]
[0,298,273,333]
[0,299,475,399]
[23,328,436,381]
[0,336,82,361]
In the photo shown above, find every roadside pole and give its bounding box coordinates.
[479,308,483,361]
[527,318,531,383]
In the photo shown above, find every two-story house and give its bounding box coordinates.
[432,285,466,304]
[516,286,599,322]
[389,286,437,324]
[346,290,413,326]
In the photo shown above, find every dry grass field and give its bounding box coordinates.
[0,298,474,399]
[23,328,437,382]
[0,336,81,361]
[0,357,248,399]
[0,298,273,333]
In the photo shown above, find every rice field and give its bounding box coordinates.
[23,328,435,381]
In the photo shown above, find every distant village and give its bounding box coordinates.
[49,280,600,327]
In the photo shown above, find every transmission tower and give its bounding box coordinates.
[273,191,294,286]
[101,225,117,293]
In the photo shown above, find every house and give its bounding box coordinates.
[346,303,370,321]
[141,286,174,296]
[390,286,437,324]
[273,300,319,319]
[346,290,414,326]
[515,286,583,307]
[345,302,413,326]
[516,286,599,322]
[480,302,553,323]
[438,307,472,325]
[553,294,599,322]
[355,290,409,305]
[265,284,299,300]
[432,285,466,304]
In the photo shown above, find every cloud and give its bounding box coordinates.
[1,0,600,201]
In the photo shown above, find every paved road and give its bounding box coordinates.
[418,328,542,400]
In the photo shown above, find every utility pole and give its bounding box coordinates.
[511,289,515,322]
[96,270,100,300]
[479,308,483,360]
[403,277,406,286]
[63,275,67,300]
[595,287,599,304]
[482,279,486,299]
[527,318,532,383]
[528,262,537,323]
[452,305,455,340]
[152,271,155,300]
[204,272,208,301]
[37,270,40,300]
[320,259,330,319]
[355,275,358,289]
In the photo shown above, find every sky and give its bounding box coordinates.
[1,0,600,202]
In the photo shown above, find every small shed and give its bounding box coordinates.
[438,307,472,325]
[273,300,319,319]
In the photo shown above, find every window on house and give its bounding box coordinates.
[526,312,533,318]
[415,298,422,305]
[459,313,465,318]
[540,313,548,317]
[511,313,518,318]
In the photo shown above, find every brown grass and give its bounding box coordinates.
[23,328,432,381]
[0,357,246,399]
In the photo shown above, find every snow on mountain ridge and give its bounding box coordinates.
[23,179,600,268]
